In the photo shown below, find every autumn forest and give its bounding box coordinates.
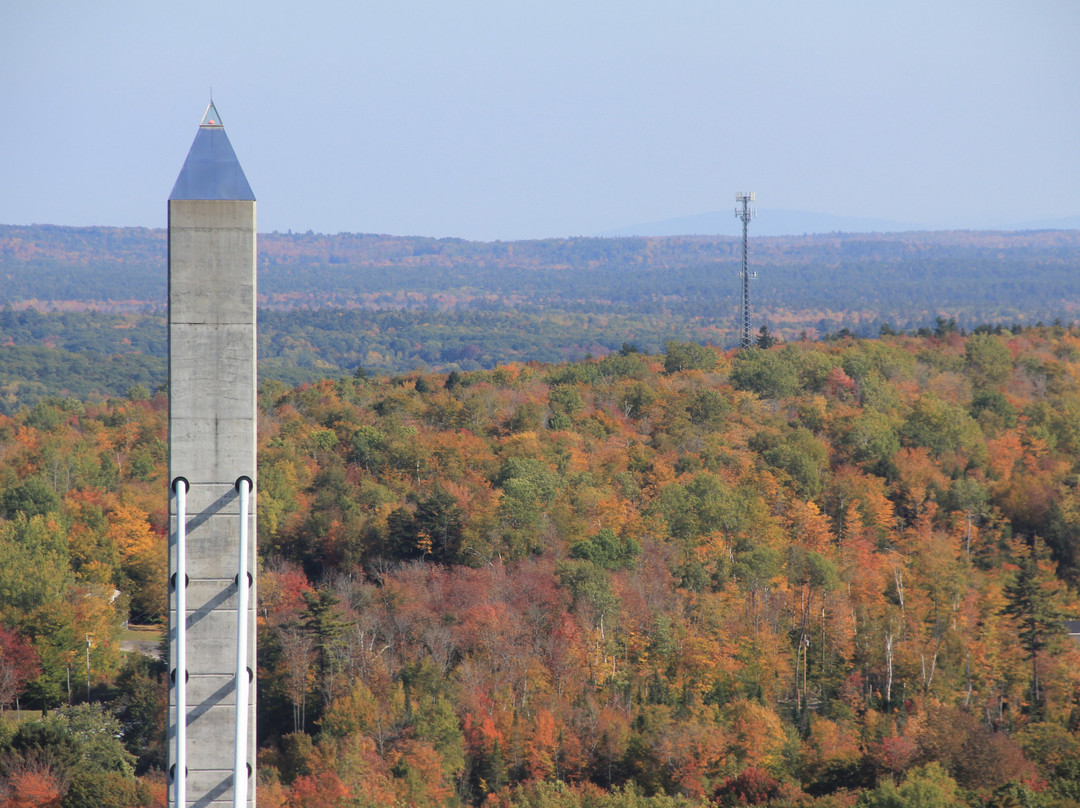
[2,309,1080,805]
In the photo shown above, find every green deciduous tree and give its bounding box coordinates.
[965,332,1012,390]
[569,528,641,570]
[110,654,167,773]
[0,475,62,520]
[729,347,801,399]
[662,340,716,374]
[858,762,964,808]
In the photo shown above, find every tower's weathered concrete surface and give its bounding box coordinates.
[168,103,257,808]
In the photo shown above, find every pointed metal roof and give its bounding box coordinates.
[169,102,255,201]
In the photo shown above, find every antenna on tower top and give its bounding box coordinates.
[734,192,757,349]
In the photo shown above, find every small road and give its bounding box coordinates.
[120,626,163,659]
[120,639,162,658]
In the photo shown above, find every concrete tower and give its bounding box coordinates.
[168,102,257,808]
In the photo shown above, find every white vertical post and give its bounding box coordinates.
[234,477,252,808]
[174,478,188,808]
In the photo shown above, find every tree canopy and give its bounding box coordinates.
[2,328,1080,806]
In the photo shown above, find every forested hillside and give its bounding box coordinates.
[2,330,1080,806]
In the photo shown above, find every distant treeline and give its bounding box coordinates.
[3,224,1078,326]
[2,224,1079,412]
[0,307,721,413]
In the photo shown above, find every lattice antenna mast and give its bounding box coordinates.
[735,192,757,348]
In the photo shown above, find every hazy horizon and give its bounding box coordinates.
[3,1,1078,242]
[6,212,1080,244]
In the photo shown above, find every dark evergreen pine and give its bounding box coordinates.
[1000,545,1065,713]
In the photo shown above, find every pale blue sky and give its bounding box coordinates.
[2,1,1077,240]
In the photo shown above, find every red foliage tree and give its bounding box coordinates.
[0,625,40,712]
[288,771,349,808]
[0,753,69,808]
[713,767,782,806]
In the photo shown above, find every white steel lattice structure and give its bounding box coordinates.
[735,192,757,349]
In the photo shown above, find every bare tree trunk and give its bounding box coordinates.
[1032,653,1040,709]
[919,649,938,693]
[884,631,894,708]
[964,653,972,708]
[795,582,810,711]
[794,639,801,712]
[821,595,827,670]
[277,625,315,734]
[803,638,808,706]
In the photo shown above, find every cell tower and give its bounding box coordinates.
[735,192,756,349]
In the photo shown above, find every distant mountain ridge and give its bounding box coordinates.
[598,209,922,237]
[597,209,1080,238]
